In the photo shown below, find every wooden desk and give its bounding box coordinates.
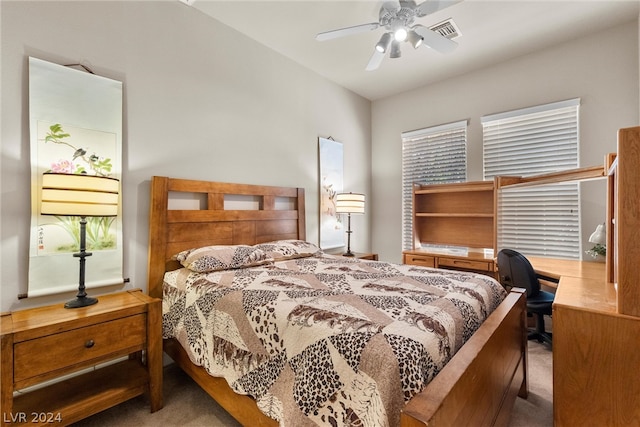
[528,256,606,282]
[403,247,496,277]
[528,257,619,313]
[527,257,640,426]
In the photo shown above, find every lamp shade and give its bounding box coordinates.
[588,223,606,245]
[335,193,365,214]
[41,173,120,217]
[375,32,392,53]
[407,30,423,49]
[389,40,402,58]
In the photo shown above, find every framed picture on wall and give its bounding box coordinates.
[318,137,344,249]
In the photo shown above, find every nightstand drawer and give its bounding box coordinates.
[14,314,146,384]
[437,257,492,272]
[404,254,436,267]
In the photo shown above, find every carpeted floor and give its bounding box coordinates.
[72,340,552,426]
[509,340,553,426]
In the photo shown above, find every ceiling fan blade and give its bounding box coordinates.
[316,22,380,41]
[413,24,458,53]
[382,0,401,13]
[415,0,463,17]
[366,49,386,71]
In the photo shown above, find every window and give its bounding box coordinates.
[482,98,580,259]
[401,120,467,250]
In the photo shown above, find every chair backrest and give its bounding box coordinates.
[496,249,540,298]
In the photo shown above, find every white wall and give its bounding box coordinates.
[0,1,372,312]
[371,21,639,263]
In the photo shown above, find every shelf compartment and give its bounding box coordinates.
[414,187,494,216]
[12,359,148,426]
[415,216,494,249]
[416,213,494,218]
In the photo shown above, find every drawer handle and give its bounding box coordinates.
[84,339,95,348]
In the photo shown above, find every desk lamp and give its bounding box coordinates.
[41,172,120,308]
[587,223,606,258]
[335,192,365,256]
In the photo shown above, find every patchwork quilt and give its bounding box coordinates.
[163,254,506,426]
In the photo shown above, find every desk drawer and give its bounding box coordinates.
[404,254,436,267]
[14,314,146,384]
[437,257,492,272]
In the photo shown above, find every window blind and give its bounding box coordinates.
[401,120,467,250]
[482,99,580,259]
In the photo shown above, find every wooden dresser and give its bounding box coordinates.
[1,289,162,426]
[552,126,640,425]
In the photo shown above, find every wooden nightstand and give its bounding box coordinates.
[1,289,162,426]
[344,252,378,260]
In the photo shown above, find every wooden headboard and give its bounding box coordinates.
[147,176,306,299]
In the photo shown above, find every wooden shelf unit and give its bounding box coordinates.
[406,166,607,275]
[405,180,497,275]
[412,180,497,250]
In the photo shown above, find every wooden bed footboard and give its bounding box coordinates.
[402,288,527,427]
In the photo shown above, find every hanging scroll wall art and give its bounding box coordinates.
[318,137,344,250]
[27,57,123,298]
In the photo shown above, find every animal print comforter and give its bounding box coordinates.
[162,254,506,427]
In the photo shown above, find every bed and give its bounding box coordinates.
[147,176,528,427]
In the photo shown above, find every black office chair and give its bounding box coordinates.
[496,248,554,347]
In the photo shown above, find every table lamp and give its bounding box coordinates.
[41,172,120,308]
[587,222,606,258]
[335,192,365,256]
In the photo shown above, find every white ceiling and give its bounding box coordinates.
[183,0,639,100]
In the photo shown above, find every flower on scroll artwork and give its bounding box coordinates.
[322,177,343,229]
[50,159,75,174]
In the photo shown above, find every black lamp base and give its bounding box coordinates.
[342,251,355,257]
[65,216,98,309]
[65,295,98,309]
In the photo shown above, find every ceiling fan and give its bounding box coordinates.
[316,0,461,71]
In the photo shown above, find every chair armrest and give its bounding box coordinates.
[536,273,559,290]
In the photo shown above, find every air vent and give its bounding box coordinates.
[429,19,461,40]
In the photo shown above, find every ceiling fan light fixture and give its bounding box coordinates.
[375,32,392,53]
[393,27,408,42]
[317,0,461,71]
[407,30,423,49]
[390,40,402,58]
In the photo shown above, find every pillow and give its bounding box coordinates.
[253,240,322,261]
[174,245,271,273]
